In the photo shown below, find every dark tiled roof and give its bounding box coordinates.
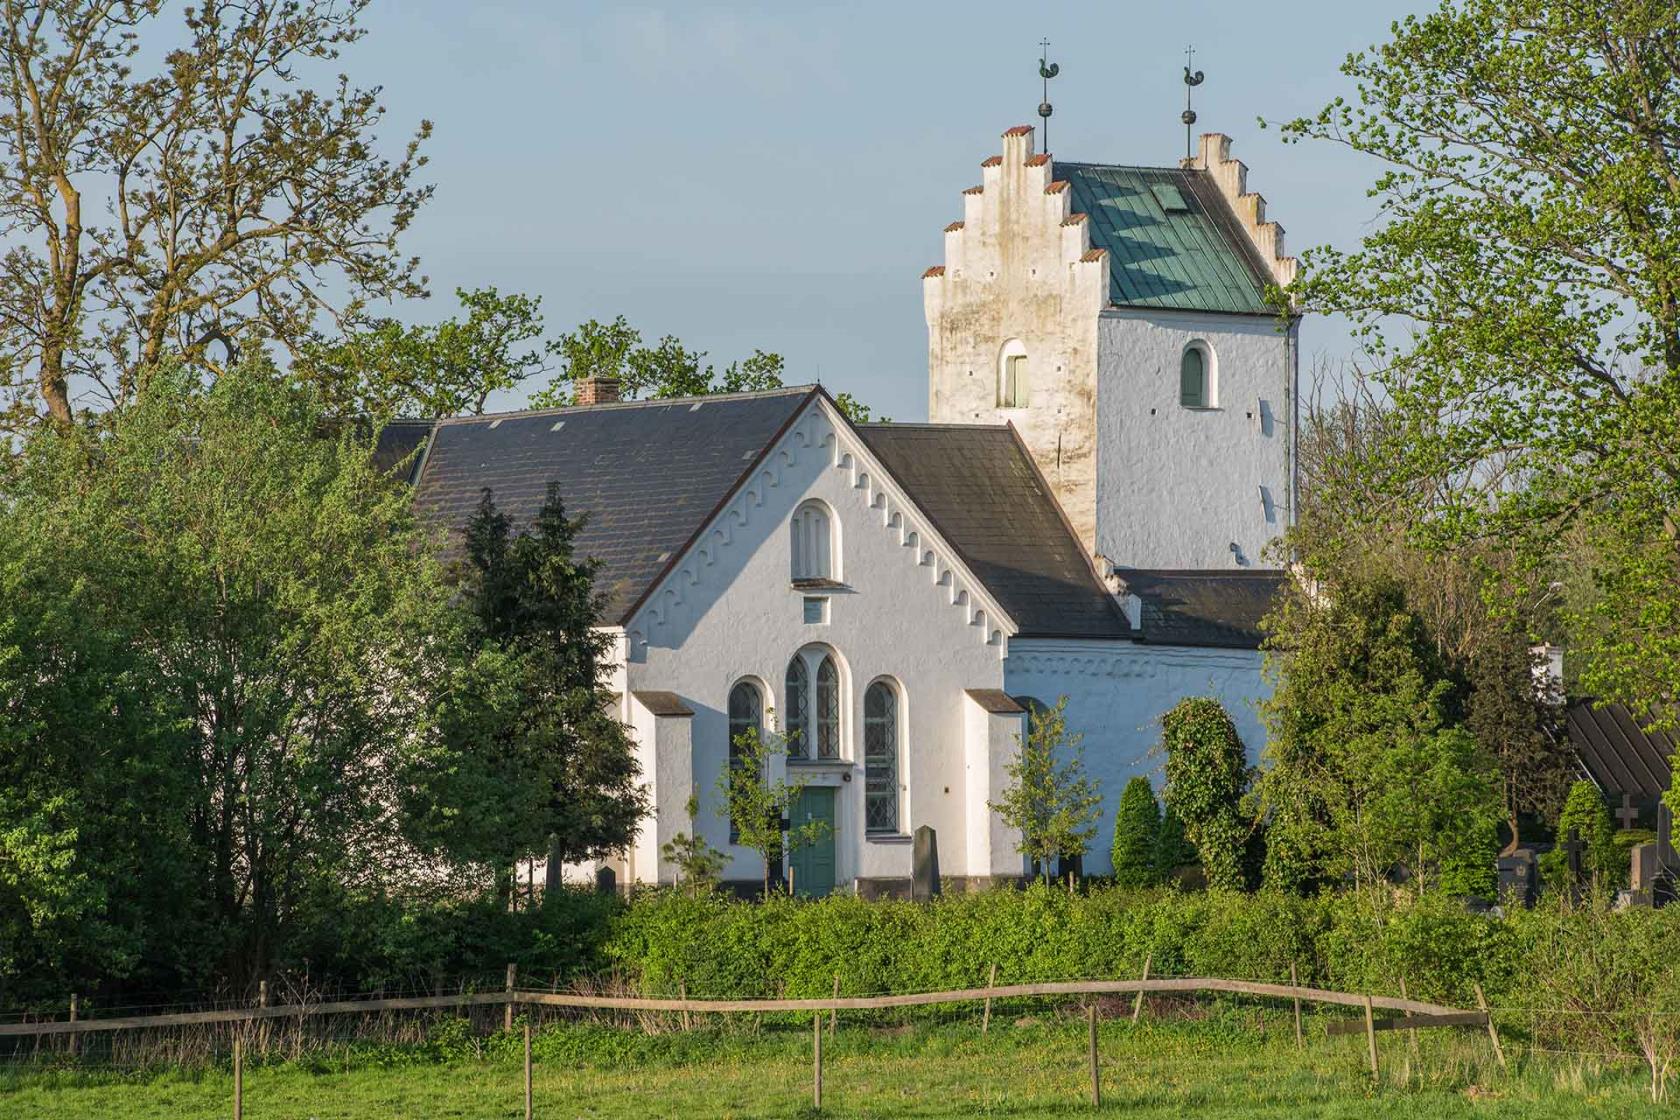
[1116,569,1286,649]
[1566,702,1674,801]
[1057,162,1273,315]
[856,424,1129,640]
[965,688,1025,714]
[370,419,435,482]
[411,388,815,623]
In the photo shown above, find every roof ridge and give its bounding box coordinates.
[436,385,819,426]
[857,421,1012,432]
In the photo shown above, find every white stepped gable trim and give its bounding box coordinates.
[625,395,1016,659]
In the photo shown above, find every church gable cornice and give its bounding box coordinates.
[625,394,1017,661]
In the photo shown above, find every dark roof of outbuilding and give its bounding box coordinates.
[1057,162,1274,315]
[411,387,815,623]
[1566,701,1674,801]
[370,419,435,483]
[856,424,1130,640]
[1114,569,1286,650]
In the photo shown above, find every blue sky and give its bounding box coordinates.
[357,1,1424,419]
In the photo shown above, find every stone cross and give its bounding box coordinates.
[1562,827,1584,882]
[1617,793,1641,830]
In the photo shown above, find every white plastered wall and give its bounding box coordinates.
[1004,639,1269,876]
[1095,309,1295,571]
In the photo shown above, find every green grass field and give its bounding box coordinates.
[1,1014,1668,1118]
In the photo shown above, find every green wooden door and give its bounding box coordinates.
[789,787,837,897]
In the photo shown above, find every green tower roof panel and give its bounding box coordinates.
[1057,162,1274,315]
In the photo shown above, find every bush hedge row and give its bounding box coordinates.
[601,884,1679,1016]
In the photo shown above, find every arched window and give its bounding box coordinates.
[727,680,764,841]
[864,681,901,834]
[997,339,1029,408]
[790,501,835,582]
[784,656,810,759]
[815,655,840,759]
[1180,341,1214,408]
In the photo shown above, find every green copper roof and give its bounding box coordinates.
[1058,162,1273,315]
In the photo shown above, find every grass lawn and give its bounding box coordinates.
[1,1012,1667,1118]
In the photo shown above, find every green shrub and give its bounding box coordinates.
[1539,780,1620,889]
[1110,777,1161,888]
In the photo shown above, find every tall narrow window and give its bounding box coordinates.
[864,681,901,834]
[790,501,834,581]
[815,654,840,759]
[784,656,810,759]
[727,680,764,841]
[997,339,1029,408]
[1180,342,1212,408]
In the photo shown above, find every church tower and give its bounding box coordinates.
[923,126,1300,575]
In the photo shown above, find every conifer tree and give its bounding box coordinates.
[1110,777,1162,888]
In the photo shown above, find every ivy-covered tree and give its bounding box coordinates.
[1110,777,1162,888]
[990,698,1102,883]
[406,486,647,901]
[1541,780,1621,889]
[1160,699,1253,893]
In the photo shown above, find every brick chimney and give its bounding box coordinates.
[575,376,621,406]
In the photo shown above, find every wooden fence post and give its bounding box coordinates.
[1473,983,1506,1070]
[505,963,517,1033]
[1290,963,1303,1049]
[523,1020,533,1120]
[1132,954,1151,1024]
[232,1032,243,1120]
[1362,994,1379,1083]
[257,980,269,1055]
[680,981,691,1032]
[1399,977,1420,1071]
[812,1012,823,1111]
[1087,1004,1101,1107]
[982,963,997,1035]
[67,993,77,1059]
[828,974,839,1036]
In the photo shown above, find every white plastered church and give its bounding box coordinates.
[398,125,1301,896]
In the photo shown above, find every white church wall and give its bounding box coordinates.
[622,398,1012,889]
[1094,308,1295,572]
[1004,638,1269,876]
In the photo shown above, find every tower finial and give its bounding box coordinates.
[1182,45,1205,162]
[1037,39,1059,154]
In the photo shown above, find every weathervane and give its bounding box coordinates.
[1037,39,1059,154]
[1182,45,1205,162]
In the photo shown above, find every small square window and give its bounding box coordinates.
[803,596,829,625]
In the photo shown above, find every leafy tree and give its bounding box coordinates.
[1110,777,1161,888]
[1160,699,1252,893]
[1542,780,1621,889]
[527,316,787,407]
[295,288,560,418]
[0,361,453,984]
[661,794,728,896]
[833,392,890,425]
[1261,575,1502,894]
[0,0,431,427]
[1466,623,1570,851]
[716,722,827,895]
[405,486,646,901]
[989,697,1102,883]
[1277,0,1680,719]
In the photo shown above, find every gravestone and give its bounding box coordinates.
[594,865,617,896]
[1616,793,1641,831]
[1632,842,1658,893]
[1496,848,1537,908]
[1057,851,1084,883]
[911,825,941,901]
